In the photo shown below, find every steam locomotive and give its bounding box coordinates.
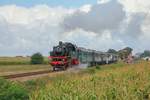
[49,41,118,71]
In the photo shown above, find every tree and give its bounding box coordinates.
[118,47,133,59]
[123,47,133,54]
[140,50,150,57]
[107,49,117,54]
[31,53,44,64]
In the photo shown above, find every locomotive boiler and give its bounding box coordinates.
[49,41,118,71]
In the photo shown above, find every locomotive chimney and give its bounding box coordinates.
[59,41,63,46]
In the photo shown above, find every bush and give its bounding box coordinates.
[31,53,44,64]
[96,65,101,70]
[0,78,29,100]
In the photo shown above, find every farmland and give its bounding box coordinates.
[0,57,50,76]
[1,60,150,100]
[0,57,49,65]
[28,61,150,100]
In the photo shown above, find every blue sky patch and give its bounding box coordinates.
[0,0,97,8]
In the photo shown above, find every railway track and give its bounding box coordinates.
[1,70,53,79]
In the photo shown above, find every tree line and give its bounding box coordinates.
[107,47,133,60]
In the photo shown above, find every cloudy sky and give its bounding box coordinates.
[0,0,150,56]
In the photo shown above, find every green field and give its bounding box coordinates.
[0,57,49,65]
[0,57,50,75]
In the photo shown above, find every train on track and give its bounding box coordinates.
[49,41,118,71]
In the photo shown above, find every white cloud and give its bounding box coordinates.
[79,4,92,13]
[0,5,74,56]
[97,0,110,4]
[62,0,125,34]
[0,0,150,56]
[0,5,74,25]
[119,0,150,13]
[118,0,150,52]
[62,29,125,51]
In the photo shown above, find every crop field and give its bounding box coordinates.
[0,57,49,65]
[27,61,150,100]
[0,57,50,75]
[1,61,150,100]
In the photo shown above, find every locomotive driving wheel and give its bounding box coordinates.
[62,66,67,70]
